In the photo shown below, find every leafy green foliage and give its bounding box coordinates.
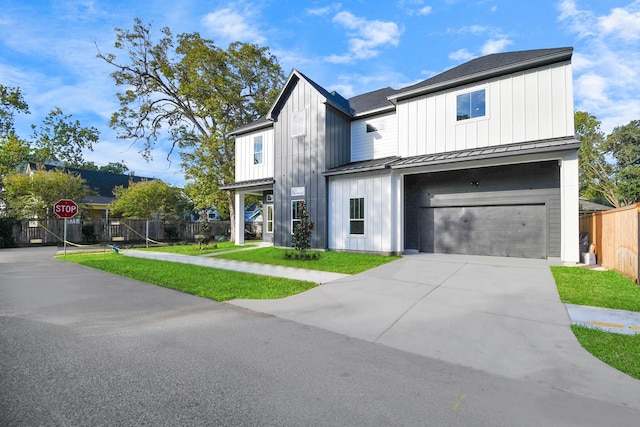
[0,84,29,137]
[30,107,99,167]
[97,18,285,239]
[577,111,640,207]
[110,179,192,220]
[3,168,92,219]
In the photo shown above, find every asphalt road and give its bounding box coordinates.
[1,247,638,426]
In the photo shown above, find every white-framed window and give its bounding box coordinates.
[291,200,305,234]
[266,205,274,233]
[349,197,365,235]
[291,110,306,138]
[456,89,486,121]
[253,135,263,165]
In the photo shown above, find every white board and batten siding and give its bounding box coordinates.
[328,172,397,253]
[234,128,275,183]
[397,61,574,158]
[351,112,398,162]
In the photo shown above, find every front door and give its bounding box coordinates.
[263,204,274,243]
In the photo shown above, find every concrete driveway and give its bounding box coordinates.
[231,253,640,409]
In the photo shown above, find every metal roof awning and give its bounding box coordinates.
[220,178,275,191]
[324,137,580,177]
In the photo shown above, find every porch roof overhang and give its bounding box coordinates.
[220,178,275,192]
[324,137,580,177]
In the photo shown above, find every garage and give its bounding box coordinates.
[419,204,547,258]
[404,161,561,259]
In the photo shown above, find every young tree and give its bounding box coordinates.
[3,168,91,219]
[291,201,314,256]
[110,179,192,220]
[97,19,285,240]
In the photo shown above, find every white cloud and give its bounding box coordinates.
[558,0,640,133]
[201,7,266,44]
[481,38,512,55]
[325,11,402,63]
[398,0,432,15]
[307,3,341,16]
[449,49,475,62]
[598,7,640,42]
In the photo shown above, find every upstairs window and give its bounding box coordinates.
[349,197,365,235]
[456,89,485,121]
[291,110,306,138]
[253,136,263,165]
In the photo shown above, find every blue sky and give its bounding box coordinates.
[1,0,639,185]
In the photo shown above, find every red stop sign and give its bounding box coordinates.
[54,199,78,218]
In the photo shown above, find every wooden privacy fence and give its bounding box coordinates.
[9,219,239,247]
[579,204,640,283]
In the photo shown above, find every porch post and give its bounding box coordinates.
[235,191,245,245]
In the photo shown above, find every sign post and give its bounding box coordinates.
[54,199,79,256]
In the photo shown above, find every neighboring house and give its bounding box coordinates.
[26,163,153,219]
[223,47,580,262]
[579,198,613,214]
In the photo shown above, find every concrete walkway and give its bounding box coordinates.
[122,249,349,285]
[567,304,640,334]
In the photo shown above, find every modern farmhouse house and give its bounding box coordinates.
[223,47,580,263]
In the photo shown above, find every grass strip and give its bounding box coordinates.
[216,246,400,274]
[550,266,640,311]
[62,252,316,301]
[137,242,253,256]
[571,325,640,380]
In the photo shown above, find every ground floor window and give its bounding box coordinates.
[349,197,365,235]
[292,200,305,234]
[266,204,273,233]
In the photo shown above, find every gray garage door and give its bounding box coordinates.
[419,204,546,258]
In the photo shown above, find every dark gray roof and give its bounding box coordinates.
[229,117,273,136]
[27,163,153,198]
[324,137,580,176]
[324,156,399,176]
[391,47,573,101]
[348,87,398,116]
[579,199,613,212]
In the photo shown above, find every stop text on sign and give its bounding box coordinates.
[54,199,78,218]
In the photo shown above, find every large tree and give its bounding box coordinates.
[604,120,640,206]
[3,168,92,219]
[576,112,640,208]
[0,84,29,137]
[30,107,99,167]
[110,179,192,220]
[97,19,285,239]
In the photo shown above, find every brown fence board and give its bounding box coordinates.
[580,204,640,282]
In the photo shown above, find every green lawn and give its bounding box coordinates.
[215,246,400,274]
[138,242,254,256]
[550,266,640,312]
[62,252,316,301]
[571,325,640,380]
[551,266,640,380]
